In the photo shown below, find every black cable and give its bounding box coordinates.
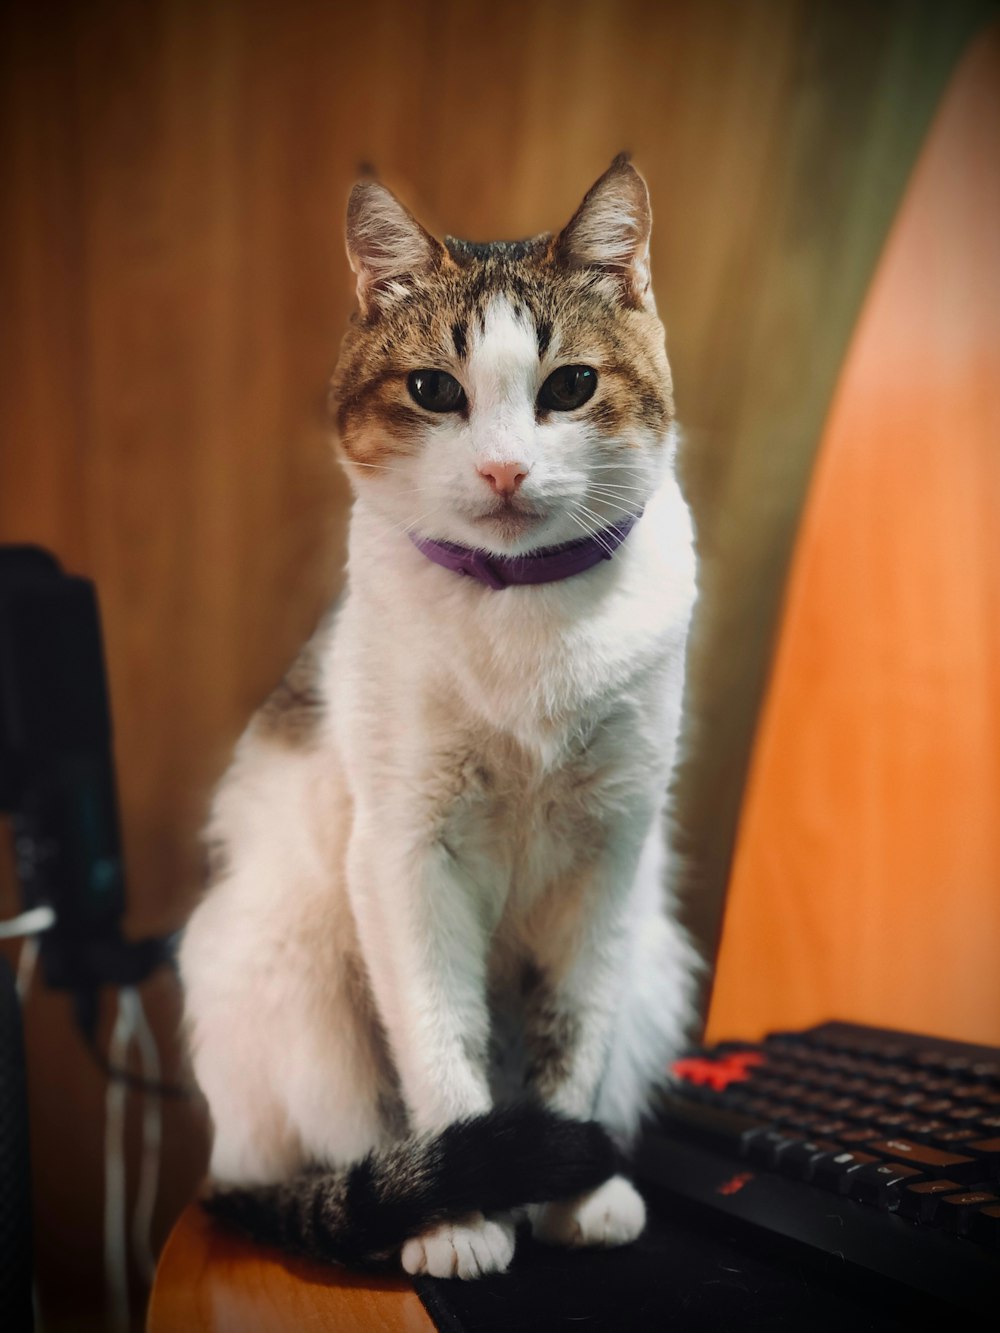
[83,1030,198,1101]
[73,980,200,1101]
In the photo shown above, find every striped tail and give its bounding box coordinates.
[203,1103,618,1267]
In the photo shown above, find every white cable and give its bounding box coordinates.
[16,934,39,1003]
[129,990,162,1286]
[104,990,135,1333]
[0,905,55,939]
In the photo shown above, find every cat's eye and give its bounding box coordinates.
[538,365,598,412]
[407,370,466,414]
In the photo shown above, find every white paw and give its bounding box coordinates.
[530,1174,646,1249]
[401,1211,516,1280]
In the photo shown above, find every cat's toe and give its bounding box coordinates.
[531,1174,646,1248]
[401,1212,516,1280]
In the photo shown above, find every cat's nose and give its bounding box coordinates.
[477,460,529,497]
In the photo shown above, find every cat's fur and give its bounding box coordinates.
[180,155,701,1280]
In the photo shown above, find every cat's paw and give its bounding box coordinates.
[530,1174,646,1248]
[400,1211,516,1280]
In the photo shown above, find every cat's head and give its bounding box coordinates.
[330,155,674,556]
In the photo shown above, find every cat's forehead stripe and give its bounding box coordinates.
[467,298,540,400]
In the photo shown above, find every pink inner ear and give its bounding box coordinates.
[554,161,653,303]
[346,182,443,309]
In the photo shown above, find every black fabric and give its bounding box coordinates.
[415,1189,956,1333]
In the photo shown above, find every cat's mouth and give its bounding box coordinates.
[469,501,546,539]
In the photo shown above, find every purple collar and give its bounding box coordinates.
[410,511,643,589]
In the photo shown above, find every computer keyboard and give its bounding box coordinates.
[636,1021,1000,1314]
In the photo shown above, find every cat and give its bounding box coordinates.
[179,153,701,1281]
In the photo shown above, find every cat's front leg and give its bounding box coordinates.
[523,832,652,1250]
[347,828,494,1132]
[348,828,518,1276]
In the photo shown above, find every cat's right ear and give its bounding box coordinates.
[346,182,445,316]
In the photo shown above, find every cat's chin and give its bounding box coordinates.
[469,507,547,545]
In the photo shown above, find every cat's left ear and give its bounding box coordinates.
[553,154,653,308]
[346,181,445,316]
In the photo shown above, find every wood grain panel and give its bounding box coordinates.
[708,24,1000,1047]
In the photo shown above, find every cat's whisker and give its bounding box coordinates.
[588,463,650,473]
[566,506,617,558]
[381,505,444,543]
[577,497,636,523]
[587,481,649,494]
[586,493,650,506]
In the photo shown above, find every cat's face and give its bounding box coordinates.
[330,156,675,556]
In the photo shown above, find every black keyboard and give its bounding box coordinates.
[636,1021,1000,1315]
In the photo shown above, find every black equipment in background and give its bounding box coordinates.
[0,545,174,1038]
[0,953,33,1332]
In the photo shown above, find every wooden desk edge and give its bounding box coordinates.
[148,1201,435,1332]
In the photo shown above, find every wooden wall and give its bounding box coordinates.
[0,0,992,1326]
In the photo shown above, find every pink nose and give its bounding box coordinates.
[477,460,528,497]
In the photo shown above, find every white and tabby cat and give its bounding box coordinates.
[180,155,701,1280]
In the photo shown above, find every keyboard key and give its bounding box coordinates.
[886,1091,929,1111]
[915,1098,954,1116]
[863,1084,897,1104]
[913,1050,967,1074]
[951,1083,994,1101]
[898,1119,948,1141]
[866,1138,981,1180]
[766,1105,804,1126]
[960,1136,1000,1173]
[970,1202,1000,1248]
[879,1064,917,1085]
[746,1130,800,1167]
[896,1179,965,1223]
[936,1190,1000,1236]
[911,1079,952,1096]
[873,1111,912,1131]
[764,1083,809,1102]
[658,1092,767,1152]
[977,1114,1000,1132]
[816,1096,859,1116]
[845,1103,886,1125]
[797,1089,833,1108]
[810,1119,850,1137]
[868,1042,913,1063]
[813,1149,879,1195]
[743,1077,783,1097]
[849,1162,924,1208]
[949,1104,988,1123]
[739,1097,774,1117]
[776,1139,841,1182]
[830,1078,870,1097]
[930,1128,978,1149]
[939,1056,978,1076]
[790,1111,826,1130]
[838,1127,881,1144]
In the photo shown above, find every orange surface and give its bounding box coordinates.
[707,26,1000,1048]
[148,1202,433,1333]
